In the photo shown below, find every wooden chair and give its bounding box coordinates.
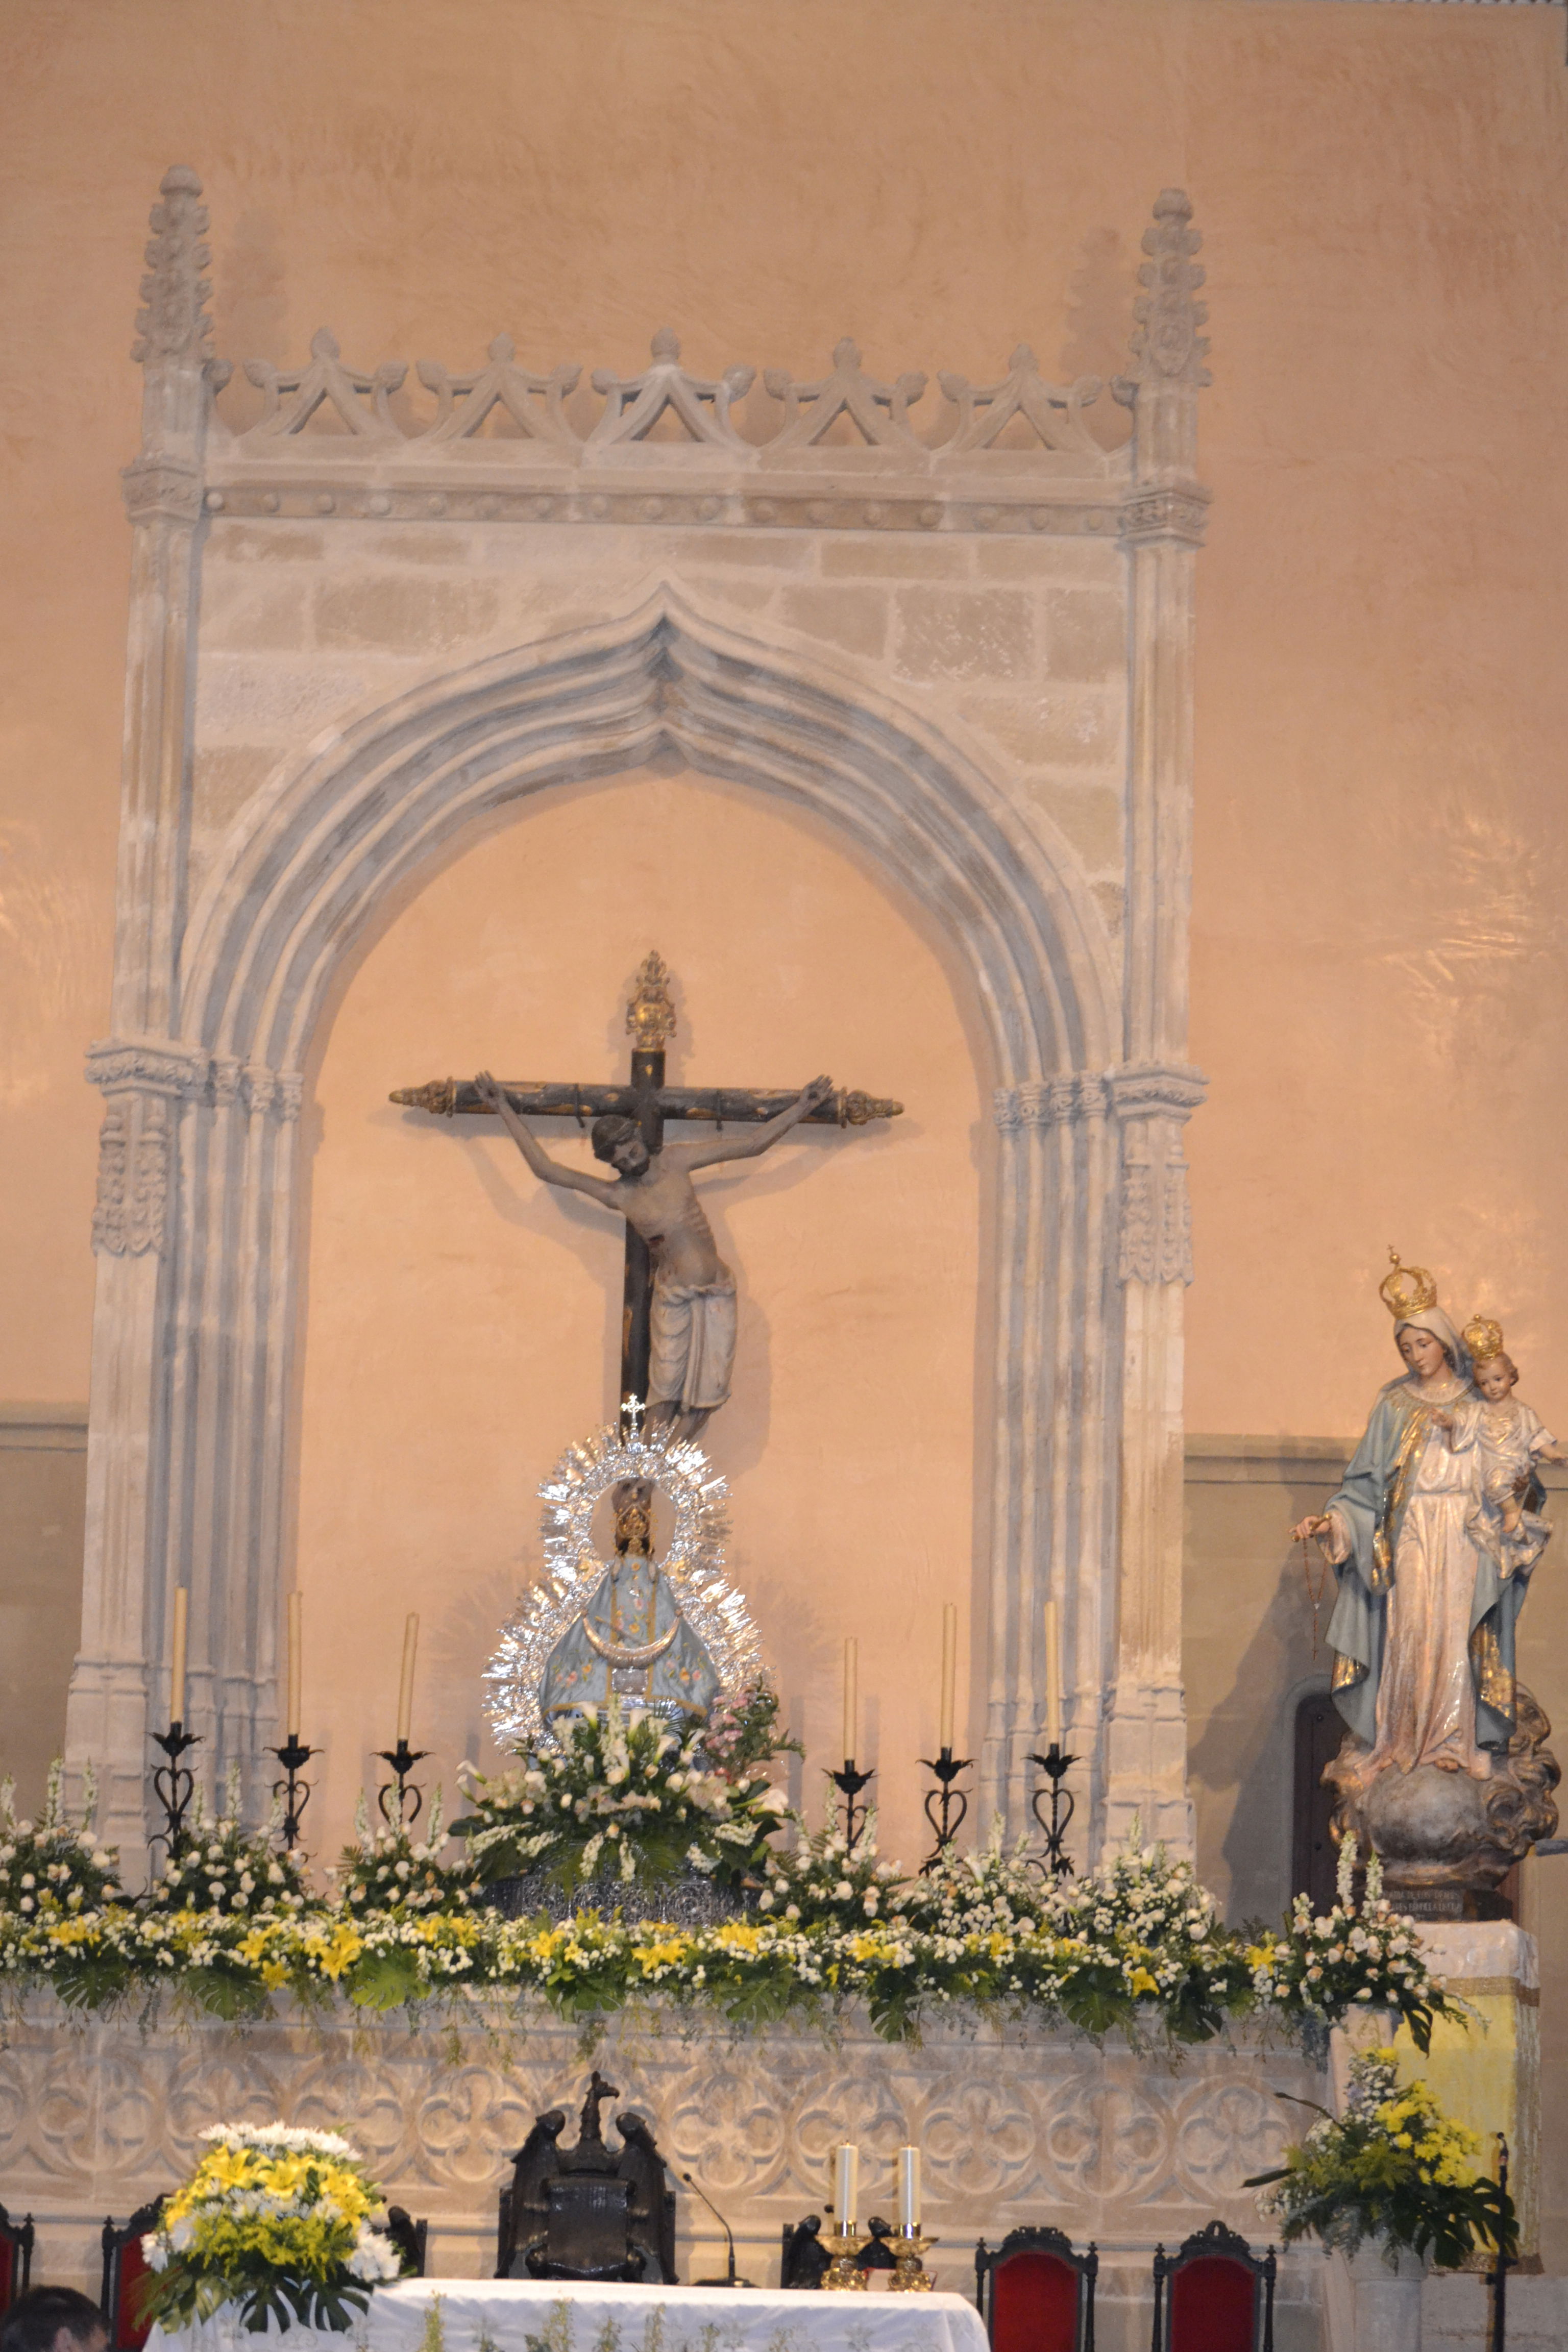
[1150,2220,1275,2352]
[0,2202,34,2315]
[976,2227,1097,2352]
[383,2207,428,2277]
[101,2199,166,2352]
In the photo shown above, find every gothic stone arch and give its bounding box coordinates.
[70,170,1211,1865]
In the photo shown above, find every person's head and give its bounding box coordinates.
[590,1115,649,1177]
[1475,1352,1519,1403]
[1396,1322,1453,1380]
[1,2287,108,2352]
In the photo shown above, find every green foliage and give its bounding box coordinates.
[1245,2048,1517,2269]
[1243,1843,1464,2054]
[144,1769,307,1920]
[0,1762,121,1918]
[453,1699,791,1894]
[332,1792,478,1918]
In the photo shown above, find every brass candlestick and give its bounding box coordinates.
[821,2227,868,2291]
[890,2226,935,2292]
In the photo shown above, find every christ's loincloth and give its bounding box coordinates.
[649,1269,738,1411]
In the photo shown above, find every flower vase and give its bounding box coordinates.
[1324,2239,1429,2352]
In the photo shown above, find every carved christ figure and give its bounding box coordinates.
[473,1067,834,1439]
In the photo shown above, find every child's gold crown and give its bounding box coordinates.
[1463,1315,1505,1365]
[1379,1247,1436,1319]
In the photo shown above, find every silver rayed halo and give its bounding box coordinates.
[484,1415,766,1753]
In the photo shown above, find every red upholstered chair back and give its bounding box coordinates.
[1168,2256,1256,2352]
[114,2231,153,2351]
[1153,2222,1274,2352]
[102,2199,166,2352]
[0,2201,34,2315]
[976,2229,1095,2352]
[990,2248,1082,2352]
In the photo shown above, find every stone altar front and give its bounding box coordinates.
[0,1997,1322,2352]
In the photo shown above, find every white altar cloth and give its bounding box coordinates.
[160,2280,990,2352]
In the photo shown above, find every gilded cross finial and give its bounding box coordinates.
[626,952,677,1050]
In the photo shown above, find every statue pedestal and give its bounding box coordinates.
[1336,1923,1539,2264]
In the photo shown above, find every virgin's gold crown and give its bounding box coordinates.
[1463,1314,1505,1365]
[1379,1247,1437,1319]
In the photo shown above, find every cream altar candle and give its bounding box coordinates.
[169,1586,188,1727]
[286,1591,303,1739]
[939,1602,956,1752]
[842,1637,858,1762]
[396,1612,420,1744]
[1044,1599,1062,1747]
[898,2146,920,2233]
[835,2142,859,2231]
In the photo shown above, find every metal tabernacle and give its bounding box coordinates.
[268,1734,315,1850]
[150,1724,201,1861]
[1028,1741,1077,1877]
[919,1744,973,1870]
[377,1738,430,1828]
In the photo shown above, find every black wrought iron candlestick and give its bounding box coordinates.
[151,1723,201,1860]
[1027,1742,1077,1877]
[377,1738,430,1828]
[828,1759,874,1850]
[919,1746,972,1871]
[268,1735,316,1851]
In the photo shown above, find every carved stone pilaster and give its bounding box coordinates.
[85,1038,210,1261]
[1109,1063,1207,1289]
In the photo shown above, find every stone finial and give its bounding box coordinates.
[241,329,407,439]
[938,345,1104,456]
[131,166,216,369]
[763,339,926,450]
[1126,189,1210,388]
[587,330,755,449]
[416,336,582,448]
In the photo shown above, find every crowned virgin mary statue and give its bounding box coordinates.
[540,1482,720,1725]
[1293,1252,1560,1902]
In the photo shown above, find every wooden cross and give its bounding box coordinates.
[391,952,902,1411]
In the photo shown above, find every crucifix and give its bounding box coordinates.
[391,952,902,1440]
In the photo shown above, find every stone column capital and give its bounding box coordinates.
[1105,1061,1208,1123]
[86,1035,211,1100]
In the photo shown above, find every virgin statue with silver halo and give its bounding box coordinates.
[538,1481,720,1724]
[485,1413,764,1754]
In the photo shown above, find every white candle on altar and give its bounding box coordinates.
[1044,1599,1062,1748]
[898,2146,920,2233]
[396,1612,420,1744]
[939,1603,956,1752]
[286,1591,303,1739]
[842,1637,858,1763]
[169,1586,188,1727]
[835,2143,859,2231]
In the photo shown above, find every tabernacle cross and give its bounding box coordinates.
[391,952,901,1434]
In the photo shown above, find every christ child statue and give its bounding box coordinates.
[1437,1319,1568,1572]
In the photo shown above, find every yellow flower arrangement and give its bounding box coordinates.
[141,2123,403,2333]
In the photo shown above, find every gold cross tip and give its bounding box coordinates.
[626,950,677,1048]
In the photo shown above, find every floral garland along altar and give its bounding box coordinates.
[0,1749,1455,2052]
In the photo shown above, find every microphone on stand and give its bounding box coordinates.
[681,2170,752,2286]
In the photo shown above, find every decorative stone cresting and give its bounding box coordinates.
[69,172,1212,1877]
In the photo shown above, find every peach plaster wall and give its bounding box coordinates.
[3,0,1566,1437]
